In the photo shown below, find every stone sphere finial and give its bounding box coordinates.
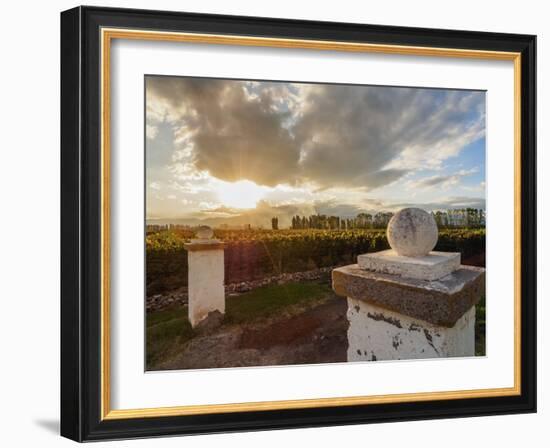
[387,208,438,257]
[196,225,214,240]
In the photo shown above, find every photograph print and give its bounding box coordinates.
[145,75,486,371]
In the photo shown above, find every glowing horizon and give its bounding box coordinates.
[146,76,486,227]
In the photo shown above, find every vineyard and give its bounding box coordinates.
[146,228,485,296]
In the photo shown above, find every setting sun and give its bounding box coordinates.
[216,179,267,209]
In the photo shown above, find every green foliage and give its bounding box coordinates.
[146,228,485,295]
[146,227,485,251]
[226,281,332,323]
[475,295,486,356]
[436,228,486,258]
[146,308,194,368]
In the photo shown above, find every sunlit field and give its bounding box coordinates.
[146,227,485,296]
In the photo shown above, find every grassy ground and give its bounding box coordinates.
[146,281,487,368]
[146,308,194,369]
[225,282,330,323]
[146,281,332,369]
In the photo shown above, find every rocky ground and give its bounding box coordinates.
[152,293,348,371]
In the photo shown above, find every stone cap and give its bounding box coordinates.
[184,240,225,251]
[357,250,461,281]
[332,264,485,327]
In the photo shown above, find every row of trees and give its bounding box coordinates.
[432,208,486,228]
[276,209,486,230]
[288,212,394,230]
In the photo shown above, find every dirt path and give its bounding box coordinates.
[156,295,348,370]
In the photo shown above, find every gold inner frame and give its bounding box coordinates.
[100,27,522,420]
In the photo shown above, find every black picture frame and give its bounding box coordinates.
[61,5,536,442]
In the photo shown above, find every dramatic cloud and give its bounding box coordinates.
[294,85,458,188]
[146,76,486,222]
[313,199,389,217]
[406,168,479,190]
[146,77,485,191]
[146,77,301,187]
[393,196,486,211]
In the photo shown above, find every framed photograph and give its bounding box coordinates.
[60,6,536,441]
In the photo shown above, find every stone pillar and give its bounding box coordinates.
[184,226,225,328]
[332,208,485,361]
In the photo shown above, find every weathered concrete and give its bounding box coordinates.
[185,238,225,327]
[387,207,438,256]
[332,264,484,327]
[358,249,461,281]
[347,298,475,361]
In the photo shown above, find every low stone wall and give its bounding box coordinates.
[146,266,333,312]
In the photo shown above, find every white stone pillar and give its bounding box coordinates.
[184,226,225,327]
[332,208,485,361]
[346,295,476,361]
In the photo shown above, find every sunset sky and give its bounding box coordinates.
[145,76,486,228]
